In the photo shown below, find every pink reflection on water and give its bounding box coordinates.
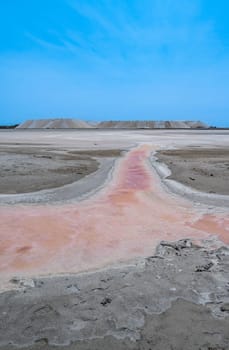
[0,145,228,281]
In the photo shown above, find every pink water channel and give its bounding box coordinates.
[0,145,228,281]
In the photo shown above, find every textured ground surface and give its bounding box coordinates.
[0,240,229,349]
[157,147,229,195]
[0,144,228,285]
[0,129,229,349]
[0,147,121,194]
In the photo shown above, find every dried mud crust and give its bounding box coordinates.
[1,240,229,349]
[157,147,229,195]
[0,147,122,194]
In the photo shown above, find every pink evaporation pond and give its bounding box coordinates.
[0,145,228,281]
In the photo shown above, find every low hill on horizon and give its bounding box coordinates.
[97,120,208,129]
[16,118,209,129]
[17,118,92,129]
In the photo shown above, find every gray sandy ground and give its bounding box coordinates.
[0,240,229,349]
[0,147,122,194]
[157,148,229,195]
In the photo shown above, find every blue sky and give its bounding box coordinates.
[0,0,229,126]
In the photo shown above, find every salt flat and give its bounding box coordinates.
[0,129,229,349]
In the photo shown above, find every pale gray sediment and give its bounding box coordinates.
[0,239,229,349]
[156,147,229,196]
[151,151,229,208]
[0,157,116,205]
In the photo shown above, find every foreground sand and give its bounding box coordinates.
[0,129,229,349]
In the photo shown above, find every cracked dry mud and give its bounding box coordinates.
[0,240,229,349]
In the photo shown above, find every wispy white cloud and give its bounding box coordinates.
[25,32,65,51]
[24,0,222,72]
[66,0,219,65]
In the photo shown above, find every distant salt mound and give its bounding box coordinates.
[17,118,92,129]
[97,120,208,129]
[17,119,208,129]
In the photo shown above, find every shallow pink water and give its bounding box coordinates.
[0,145,228,280]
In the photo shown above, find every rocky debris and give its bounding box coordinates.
[160,238,194,250]
[214,246,229,256]
[10,277,35,289]
[34,280,44,288]
[100,297,112,306]
[155,238,196,257]
[195,262,214,272]
[66,284,80,293]
[220,303,229,312]
[0,240,229,349]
